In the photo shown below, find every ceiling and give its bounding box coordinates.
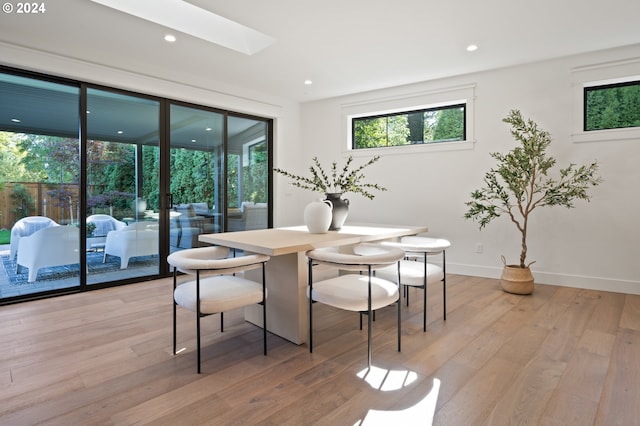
[0,0,639,103]
[0,72,266,149]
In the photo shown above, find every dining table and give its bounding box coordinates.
[199,223,428,344]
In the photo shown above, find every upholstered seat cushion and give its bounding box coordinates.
[174,275,265,314]
[398,236,451,253]
[307,274,399,312]
[376,260,444,287]
[309,243,405,272]
[167,246,269,275]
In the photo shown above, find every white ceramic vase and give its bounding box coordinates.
[304,198,333,233]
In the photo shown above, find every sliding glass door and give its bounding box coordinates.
[168,104,223,252]
[226,115,270,232]
[0,66,273,304]
[0,72,81,298]
[168,106,272,245]
[85,88,160,284]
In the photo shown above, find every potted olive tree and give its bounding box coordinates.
[464,110,602,294]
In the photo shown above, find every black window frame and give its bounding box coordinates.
[351,102,466,150]
[583,79,640,132]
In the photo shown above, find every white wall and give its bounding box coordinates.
[291,44,640,294]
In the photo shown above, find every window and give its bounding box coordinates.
[352,103,465,149]
[571,58,640,143]
[584,80,640,131]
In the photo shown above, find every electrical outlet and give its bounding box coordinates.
[475,243,483,253]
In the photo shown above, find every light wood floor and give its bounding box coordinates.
[1,274,638,425]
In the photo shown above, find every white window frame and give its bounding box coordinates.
[341,84,475,157]
[571,58,640,144]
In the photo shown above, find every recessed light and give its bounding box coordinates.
[11,118,21,123]
[466,44,478,52]
[191,139,197,143]
[117,130,124,134]
[205,127,212,131]
[164,34,176,42]
[304,80,313,85]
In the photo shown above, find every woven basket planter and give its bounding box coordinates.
[500,264,534,295]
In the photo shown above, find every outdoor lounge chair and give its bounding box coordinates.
[16,225,80,282]
[103,222,159,268]
[10,216,58,259]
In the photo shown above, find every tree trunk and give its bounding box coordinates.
[520,217,528,268]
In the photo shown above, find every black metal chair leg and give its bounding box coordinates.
[423,252,428,332]
[398,293,402,352]
[196,270,201,374]
[423,283,427,332]
[308,258,313,354]
[367,265,376,367]
[406,285,410,306]
[443,250,447,321]
[397,260,402,352]
[262,262,267,356]
[173,267,177,355]
[367,273,372,368]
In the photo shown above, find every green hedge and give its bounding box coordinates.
[0,229,9,245]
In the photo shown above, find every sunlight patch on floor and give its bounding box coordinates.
[356,365,419,391]
[354,367,440,426]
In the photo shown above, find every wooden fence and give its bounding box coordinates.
[0,182,80,230]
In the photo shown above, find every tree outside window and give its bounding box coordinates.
[585,81,640,131]
[353,104,465,149]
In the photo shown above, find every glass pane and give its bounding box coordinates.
[353,104,465,149]
[585,81,640,131]
[0,72,81,298]
[169,104,223,251]
[227,115,269,231]
[86,88,160,284]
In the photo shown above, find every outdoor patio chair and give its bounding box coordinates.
[10,216,58,259]
[87,214,126,238]
[103,222,158,268]
[16,225,80,282]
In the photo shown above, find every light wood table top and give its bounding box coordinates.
[198,223,428,256]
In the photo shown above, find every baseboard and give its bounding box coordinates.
[450,263,640,295]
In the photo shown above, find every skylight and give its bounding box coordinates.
[89,0,275,55]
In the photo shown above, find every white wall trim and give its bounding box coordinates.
[450,263,640,295]
[571,56,640,83]
[572,127,640,144]
[339,83,477,109]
